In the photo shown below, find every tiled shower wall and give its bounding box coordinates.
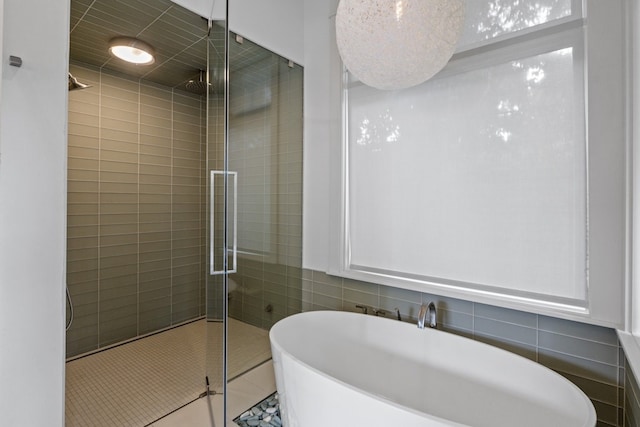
[302,269,626,427]
[225,36,304,329]
[66,63,207,358]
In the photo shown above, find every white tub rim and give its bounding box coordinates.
[270,310,596,427]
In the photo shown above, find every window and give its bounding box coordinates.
[330,0,627,327]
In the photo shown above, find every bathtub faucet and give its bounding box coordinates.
[417,302,437,329]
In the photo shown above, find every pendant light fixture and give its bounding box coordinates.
[108,36,156,65]
[336,0,465,90]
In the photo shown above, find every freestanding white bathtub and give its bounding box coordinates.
[269,310,596,427]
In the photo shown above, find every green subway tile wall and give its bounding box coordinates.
[626,363,640,427]
[224,36,304,330]
[67,63,207,357]
[302,269,626,427]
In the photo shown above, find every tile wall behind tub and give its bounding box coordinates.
[303,270,626,427]
[66,63,207,358]
[626,363,640,426]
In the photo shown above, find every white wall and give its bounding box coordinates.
[0,0,69,425]
[228,0,303,64]
[173,0,304,65]
[632,0,640,333]
[302,0,340,271]
[171,0,215,18]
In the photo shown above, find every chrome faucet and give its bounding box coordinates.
[417,302,437,329]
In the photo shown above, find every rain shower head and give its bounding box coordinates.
[68,73,92,91]
[185,70,212,95]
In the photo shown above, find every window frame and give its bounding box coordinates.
[619,0,640,381]
[329,0,628,328]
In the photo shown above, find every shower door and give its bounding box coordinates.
[204,12,228,397]
[223,26,304,423]
[205,7,304,422]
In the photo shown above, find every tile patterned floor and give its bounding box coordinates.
[151,361,276,427]
[66,318,272,426]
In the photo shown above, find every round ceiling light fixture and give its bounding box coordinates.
[108,36,156,65]
[336,0,465,90]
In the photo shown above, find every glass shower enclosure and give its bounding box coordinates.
[64,0,302,424]
[206,0,304,422]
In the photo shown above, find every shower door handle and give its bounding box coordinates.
[228,171,238,274]
[210,170,238,275]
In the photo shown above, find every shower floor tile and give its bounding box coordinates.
[151,361,276,427]
[65,318,271,427]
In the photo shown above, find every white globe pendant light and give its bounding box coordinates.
[336,0,465,90]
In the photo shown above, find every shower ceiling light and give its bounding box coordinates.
[335,0,465,90]
[109,37,155,65]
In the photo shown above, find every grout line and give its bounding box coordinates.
[471,301,476,340]
[536,327,620,347]
[199,96,203,317]
[69,0,98,34]
[137,78,141,337]
[97,68,103,348]
[536,313,540,363]
[135,4,173,40]
[473,329,538,350]
[619,364,623,426]
[170,88,174,325]
[473,314,539,331]
[539,345,620,369]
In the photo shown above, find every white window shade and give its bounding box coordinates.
[457,0,576,49]
[331,0,627,327]
[346,29,587,307]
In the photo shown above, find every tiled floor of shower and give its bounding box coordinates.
[66,318,273,426]
[152,361,276,427]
